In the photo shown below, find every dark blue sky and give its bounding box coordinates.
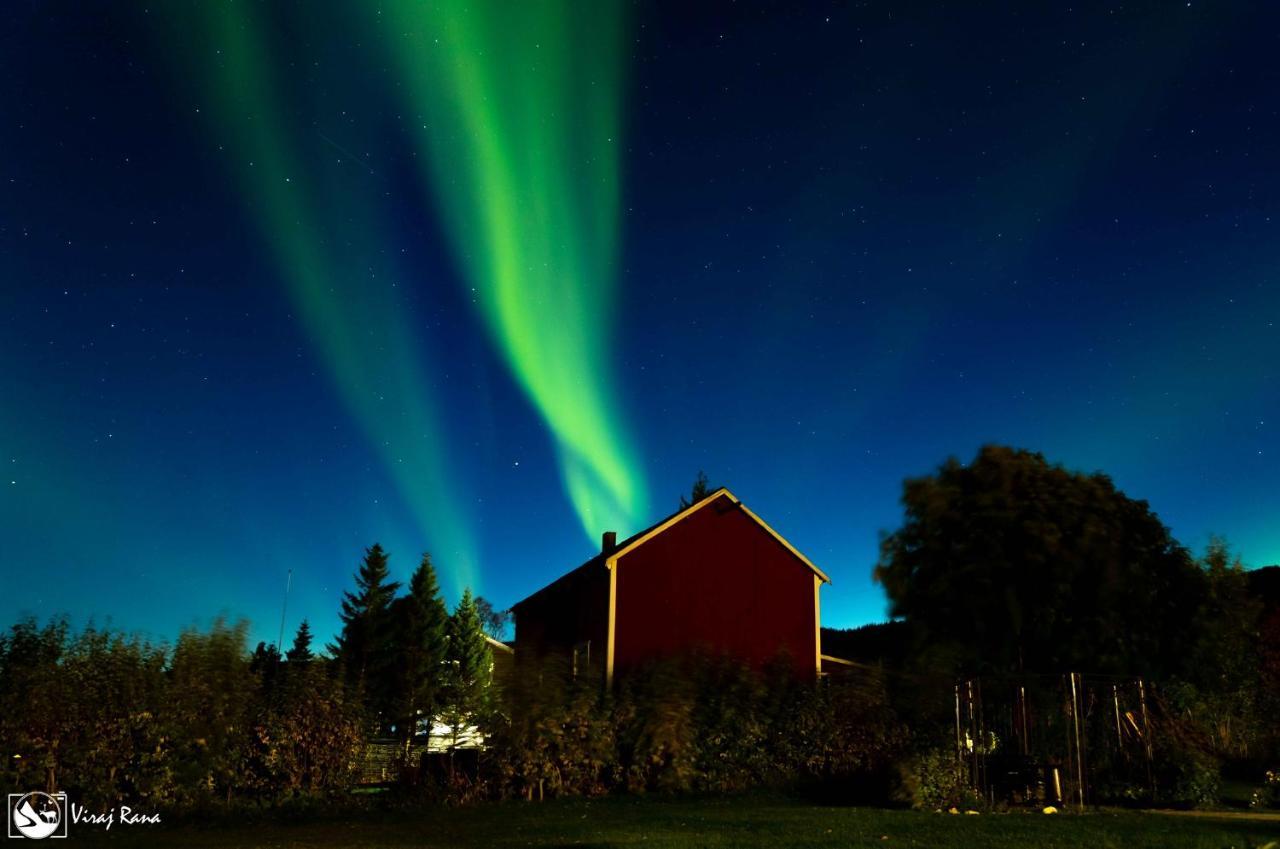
[2,1,1277,648]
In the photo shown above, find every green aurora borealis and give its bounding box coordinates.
[6,0,1278,645]
[177,2,485,593]
[174,0,647,588]
[382,0,648,539]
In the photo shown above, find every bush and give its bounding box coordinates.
[0,618,366,810]
[1156,748,1221,809]
[483,656,617,800]
[482,653,908,802]
[895,747,982,810]
[251,662,367,798]
[1250,769,1279,810]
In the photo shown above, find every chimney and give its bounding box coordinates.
[601,530,617,555]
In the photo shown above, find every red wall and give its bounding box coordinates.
[613,495,818,676]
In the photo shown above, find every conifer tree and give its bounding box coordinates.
[250,640,282,692]
[392,553,450,748]
[286,620,314,663]
[442,589,492,750]
[329,544,401,708]
[679,471,713,509]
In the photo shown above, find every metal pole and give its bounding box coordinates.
[276,568,293,655]
[954,683,963,778]
[1112,684,1123,751]
[968,679,979,791]
[1019,684,1029,756]
[976,679,988,802]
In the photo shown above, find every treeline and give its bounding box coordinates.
[0,618,361,808]
[4,446,1279,812]
[0,540,915,810]
[0,545,500,809]
[0,619,911,809]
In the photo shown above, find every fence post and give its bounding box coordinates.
[1070,672,1086,810]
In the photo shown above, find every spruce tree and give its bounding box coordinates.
[330,544,401,707]
[392,553,450,748]
[679,470,713,509]
[442,588,492,749]
[286,619,314,663]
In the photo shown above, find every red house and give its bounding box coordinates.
[511,488,831,683]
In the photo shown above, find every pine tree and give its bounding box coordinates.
[391,553,450,748]
[329,544,401,707]
[250,640,281,693]
[286,620,314,663]
[442,588,493,750]
[679,470,713,509]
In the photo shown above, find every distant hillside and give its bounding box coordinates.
[1249,565,1280,611]
[820,621,910,668]
[821,567,1278,670]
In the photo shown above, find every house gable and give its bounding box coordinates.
[606,489,825,681]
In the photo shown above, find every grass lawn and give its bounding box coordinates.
[75,795,1280,848]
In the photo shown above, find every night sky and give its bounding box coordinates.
[3,2,1277,648]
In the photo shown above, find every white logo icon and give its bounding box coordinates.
[7,793,67,840]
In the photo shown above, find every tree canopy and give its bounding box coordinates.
[329,544,401,713]
[874,445,1204,677]
[286,619,314,663]
[389,553,450,742]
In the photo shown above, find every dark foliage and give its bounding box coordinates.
[388,554,450,747]
[875,445,1205,678]
[473,596,511,640]
[482,653,907,802]
[286,620,315,663]
[329,544,401,722]
[0,618,365,809]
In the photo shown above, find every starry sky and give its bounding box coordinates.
[2,1,1277,649]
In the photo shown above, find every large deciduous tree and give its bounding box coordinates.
[874,445,1203,677]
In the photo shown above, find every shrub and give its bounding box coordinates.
[895,747,982,810]
[1250,769,1279,810]
[251,662,366,799]
[481,653,908,802]
[1156,747,1221,809]
[483,656,616,800]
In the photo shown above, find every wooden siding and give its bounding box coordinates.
[511,558,610,666]
[611,495,818,677]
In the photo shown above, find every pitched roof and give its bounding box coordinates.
[511,488,829,611]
